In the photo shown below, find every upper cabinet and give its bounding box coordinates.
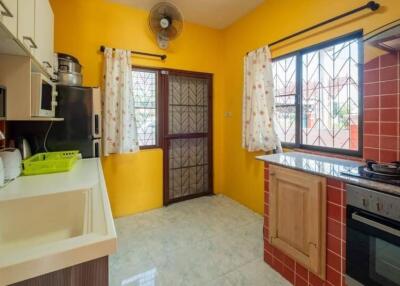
[0,0,17,37]
[0,0,54,78]
[35,0,54,74]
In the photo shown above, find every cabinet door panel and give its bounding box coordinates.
[35,0,54,72]
[269,165,326,279]
[18,0,36,55]
[1,0,18,37]
[276,181,308,252]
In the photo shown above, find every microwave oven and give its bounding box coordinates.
[31,73,57,117]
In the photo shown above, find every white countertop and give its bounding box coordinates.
[257,152,400,196]
[0,159,100,201]
[0,159,117,285]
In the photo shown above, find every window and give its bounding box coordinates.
[132,68,158,147]
[273,32,362,155]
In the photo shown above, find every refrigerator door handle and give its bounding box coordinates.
[93,139,102,158]
[93,113,101,138]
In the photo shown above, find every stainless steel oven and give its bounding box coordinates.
[346,184,400,286]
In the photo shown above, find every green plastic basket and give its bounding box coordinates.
[22,151,80,176]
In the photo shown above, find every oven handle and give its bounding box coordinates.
[352,212,400,238]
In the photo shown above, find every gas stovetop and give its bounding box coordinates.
[341,166,400,187]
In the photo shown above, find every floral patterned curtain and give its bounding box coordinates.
[103,47,139,155]
[242,46,282,152]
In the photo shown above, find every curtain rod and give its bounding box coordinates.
[246,1,380,55]
[99,45,167,60]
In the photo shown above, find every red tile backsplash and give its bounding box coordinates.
[264,163,347,286]
[363,51,400,163]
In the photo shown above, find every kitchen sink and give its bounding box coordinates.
[0,189,92,255]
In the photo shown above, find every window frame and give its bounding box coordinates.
[273,30,364,157]
[132,66,162,150]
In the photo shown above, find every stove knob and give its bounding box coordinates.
[362,198,369,208]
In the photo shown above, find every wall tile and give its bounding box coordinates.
[364,57,379,70]
[380,52,398,68]
[380,66,398,81]
[364,135,379,148]
[364,84,379,96]
[380,108,397,122]
[364,108,380,121]
[364,122,379,134]
[380,149,398,163]
[380,122,398,136]
[381,94,398,108]
[364,69,380,83]
[364,148,380,161]
[380,80,398,94]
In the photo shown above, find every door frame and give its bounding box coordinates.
[133,66,214,206]
[161,69,214,205]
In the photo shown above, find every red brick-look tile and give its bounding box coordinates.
[364,135,379,148]
[363,52,400,163]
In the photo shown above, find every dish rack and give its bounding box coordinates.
[22,151,80,176]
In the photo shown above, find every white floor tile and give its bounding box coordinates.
[110,195,288,286]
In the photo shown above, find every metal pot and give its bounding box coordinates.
[58,53,82,74]
[57,71,83,86]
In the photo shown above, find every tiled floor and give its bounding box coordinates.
[110,195,291,286]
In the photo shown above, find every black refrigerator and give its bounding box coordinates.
[46,85,102,158]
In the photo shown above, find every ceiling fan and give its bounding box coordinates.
[148,2,183,50]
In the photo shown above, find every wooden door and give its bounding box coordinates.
[162,70,213,205]
[269,165,326,279]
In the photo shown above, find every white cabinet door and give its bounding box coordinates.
[0,0,18,37]
[35,0,54,74]
[18,0,37,54]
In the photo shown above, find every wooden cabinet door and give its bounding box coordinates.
[1,0,18,37]
[269,165,326,279]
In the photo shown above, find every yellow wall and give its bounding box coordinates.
[221,0,400,214]
[50,0,225,217]
[51,0,400,217]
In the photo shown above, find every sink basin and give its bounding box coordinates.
[0,189,92,255]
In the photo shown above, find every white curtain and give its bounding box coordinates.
[242,46,282,152]
[103,47,139,155]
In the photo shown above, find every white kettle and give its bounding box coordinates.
[0,148,22,181]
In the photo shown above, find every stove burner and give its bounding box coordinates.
[361,167,400,178]
[341,165,400,187]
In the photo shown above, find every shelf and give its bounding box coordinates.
[6,118,64,122]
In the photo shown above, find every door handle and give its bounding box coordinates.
[0,1,13,17]
[352,212,400,237]
[23,36,38,49]
[43,61,52,68]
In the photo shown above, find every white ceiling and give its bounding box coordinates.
[109,0,264,29]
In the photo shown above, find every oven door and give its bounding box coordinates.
[346,205,400,286]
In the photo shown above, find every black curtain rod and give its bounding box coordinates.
[247,1,380,55]
[100,45,167,60]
